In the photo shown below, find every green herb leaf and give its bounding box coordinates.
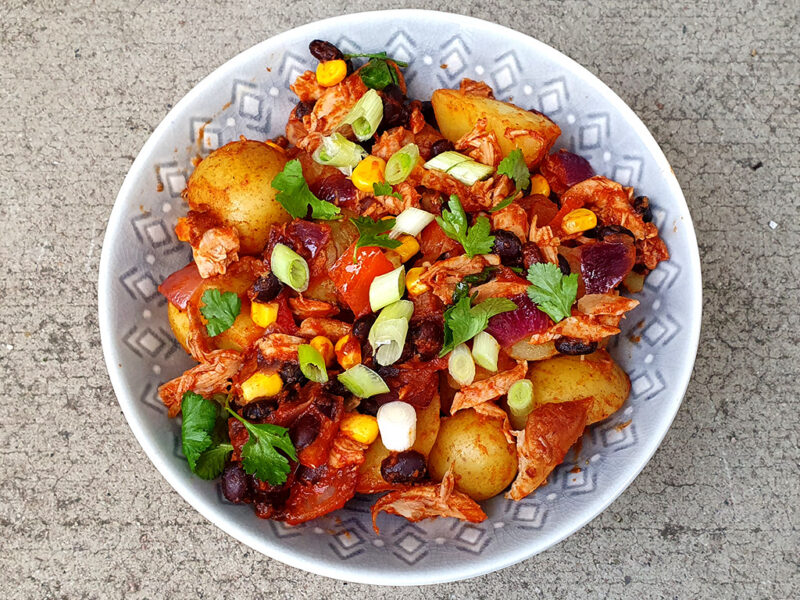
[452,266,499,304]
[373,181,403,200]
[488,194,515,213]
[440,296,517,356]
[200,288,241,337]
[271,159,341,220]
[497,149,530,191]
[351,216,402,259]
[194,443,233,480]
[180,391,218,471]
[344,51,409,67]
[435,195,495,258]
[228,408,297,485]
[358,58,400,90]
[526,262,578,323]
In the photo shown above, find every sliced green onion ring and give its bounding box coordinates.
[369,265,406,312]
[471,331,500,372]
[507,379,534,430]
[385,143,419,184]
[341,89,383,141]
[368,299,414,366]
[446,160,495,185]
[297,344,328,383]
[448,343,476,386]
[337,364,390,397]
[312,132,367,169]
[270,243,309,292]
[423,150,471,172]
[389,207,435,239]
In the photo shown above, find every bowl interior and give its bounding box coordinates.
[98,10,701,585]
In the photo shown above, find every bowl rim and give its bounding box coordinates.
[98,8,702,586]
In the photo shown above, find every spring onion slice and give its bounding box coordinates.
[389,207,435,239]
[312,132,367,169]
[368,299,414,366]
[369,265,406,312]
[341,89,383,141]
[338,364,390,398]
[270,243,309,292]
[446,160,495,186]
[471,331,500,372]
[448,343,476,386]
[507,379,534,430]
[423,150,471,172]
[385,143,419,185]
[297,344,328,383]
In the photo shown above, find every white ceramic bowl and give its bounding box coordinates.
[98,10,702,585]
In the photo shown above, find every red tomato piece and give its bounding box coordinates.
[158,262,203,310]
[329,243,394,317]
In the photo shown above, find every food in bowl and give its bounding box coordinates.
[155,39,669,533]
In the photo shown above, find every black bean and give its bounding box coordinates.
[382,83,406,104]
[294,100,315,120]
[344,59,354,76]
[410,319,444,361]
[492,229,523,267]
[430,139,455,158]
[241,398,278,423]
[279,362,306,386]
[379,95,409,131]
[420,100,437,128]
[290,413,320,450]
[322,379,349,398]
[554,337,598,355]
[596,224,635,240]
[522,242,545,269]
[381,450,427,484]
[252,273,282,303]
[557,254,571,276]
[315,394,338,420]
[633,196,653,222]
[296,463,327,484]
[221,462,251,504]
[352,314,377,343]
[309,39,343,62]
[376,364,400,380]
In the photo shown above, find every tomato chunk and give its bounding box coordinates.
[329,243,394,317]
[158,262,203,310]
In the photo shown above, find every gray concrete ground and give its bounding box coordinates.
[1,1,798,598]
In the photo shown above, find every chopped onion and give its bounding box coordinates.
[507,379,534,429]
[297,344,328,383]
[448,343,476,386]
[424,150,471,172]
[389,207,435,239]
[270,243,309,292]
[369,265,406,312]
[341,89,383,141]
[337,364,390,398]
[385,143,419,184]
[312,132,367,168]
[471,331,500,372]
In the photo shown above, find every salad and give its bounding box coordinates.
[156,39,669,532]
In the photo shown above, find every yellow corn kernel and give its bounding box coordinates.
[562,208,598,235]
[340,413,379,445]
[351,156,386,193]
[315,59,348,87]
[240,372,283,403]
[394,235,420,263]
[250,301,279,328]
[335,333,362,370]
[310,335,335,367]
[530,174,551,197]
[405,266,429,296]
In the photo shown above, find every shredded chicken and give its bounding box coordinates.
[372,125,446,162]
[506,398,591,500]
[490,202,528,242]
[459,78,495,98]
[455,117,503,167]
[418,254,501,304]
[637,233,670,270]
[451,361,528,414]
[470,280,529,303]
[290,70,326,102]
[193,226,240,278]
[529,214,560,264]
[158,350,243,418]
[470,175,517,211]
[365,179,421,217]
[577,294,640,316]
[288,297,339,319]
[528,314,622,345]
[296,317,351,341]
[407,99,426,134]
[473,402,516,445]
[254,334,304,365]
[371,469,487,534]
[295,73,368,153]
[328,433,368,470]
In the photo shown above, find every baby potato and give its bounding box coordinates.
[185,139,290,254]
[431,89,561,167]
[428,408,518,501]
[167,300,265,354]
[167,302,192,354]
[528,350,630,424]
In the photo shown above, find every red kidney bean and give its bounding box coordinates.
[381,450,427,484]
[309,39,343,62]
[522,242,545,269]
[313,173,359,206]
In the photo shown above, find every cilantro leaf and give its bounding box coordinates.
[435,195,495,258]
[343,51,409,67]
[271,159,341,220]
[200,288,241,337]
[194,443,233,480]
[526,262,578,323]
[228,409,297,485]
[180,392,218,471]
[452,266,498,303]
[488,195,515,213]
[358,58,400,90]
[497,149,530,191]
[373,181,402,200]
[440,296,517,356]
[350,215,401,259]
